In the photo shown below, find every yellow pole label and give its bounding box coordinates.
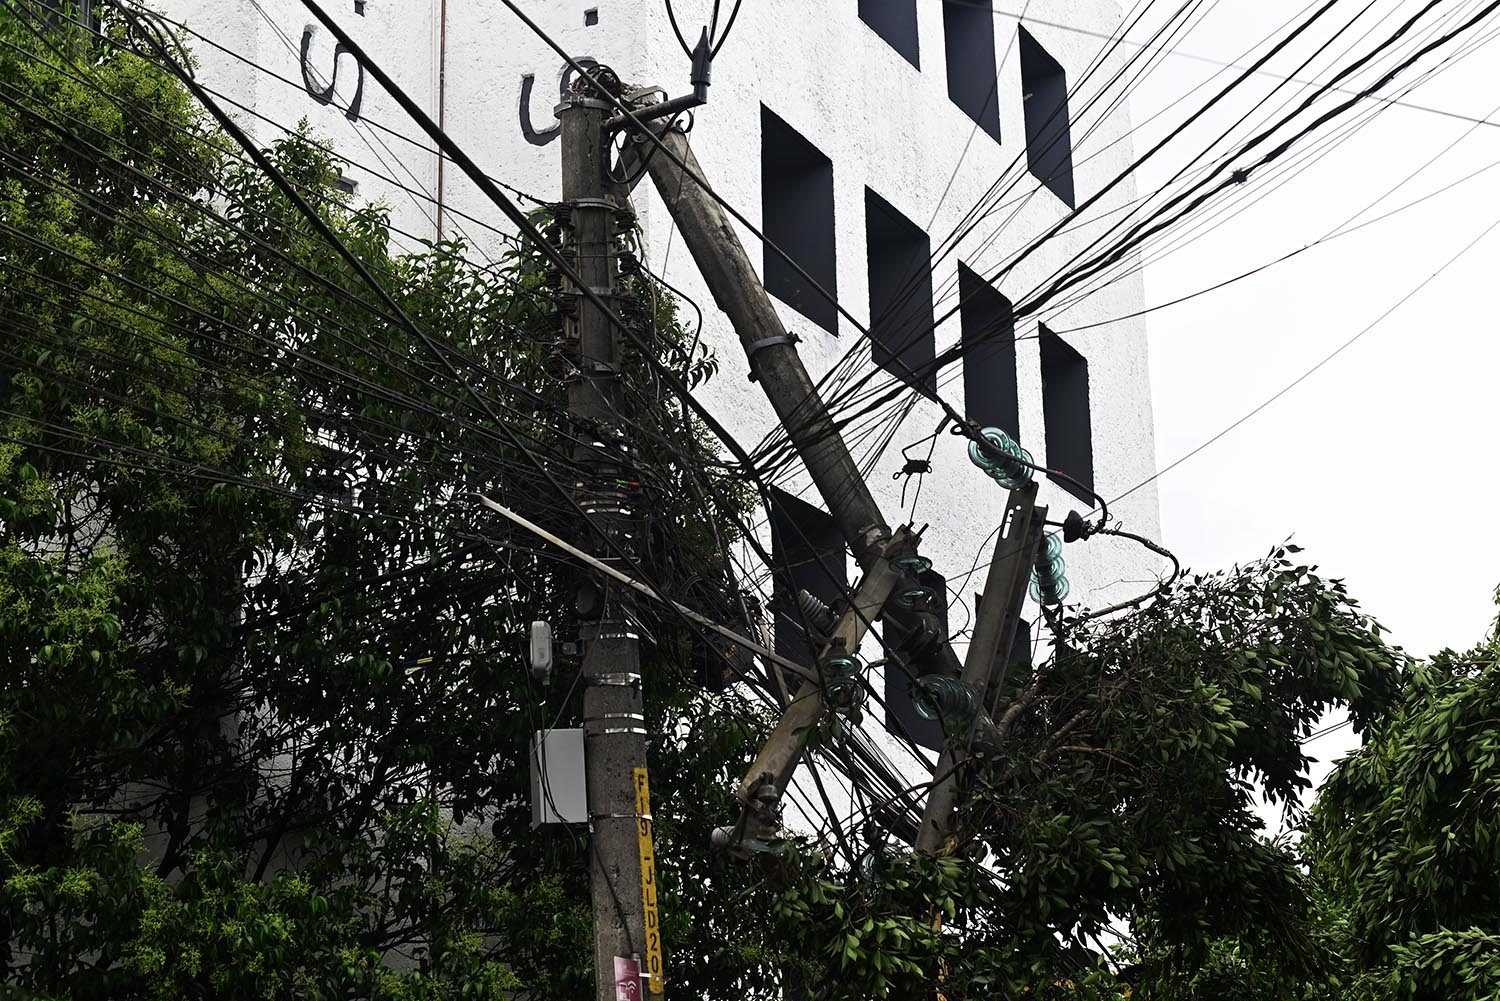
[633,767,664,994]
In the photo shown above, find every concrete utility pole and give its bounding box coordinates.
[641,129,935,822]
[558,78,664,999]
[642,132,889,571]
[641,125,1045,855]
[915,484,1043,854]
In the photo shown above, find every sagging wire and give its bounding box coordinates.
[1056,524,1182,625]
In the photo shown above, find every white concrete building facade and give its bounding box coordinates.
[160,0,1161,811]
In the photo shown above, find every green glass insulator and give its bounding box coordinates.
[967,426,1033,488]
[913,676,980,724]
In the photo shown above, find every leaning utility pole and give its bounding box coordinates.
[640,128,933,827]
[640,124,1044,856]
[914,483,1043,854]
[558,77,663,999]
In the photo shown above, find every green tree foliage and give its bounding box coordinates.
[1300,595,1500,1001]
[770,548,1401,998]
[0,6,774,997]
[1021,594,1500,1001]
[4,8,1479,1001]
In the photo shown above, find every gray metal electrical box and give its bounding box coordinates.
[530,728,587,827]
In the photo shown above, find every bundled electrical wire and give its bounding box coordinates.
[0,0,946,862]
[18,0,1492,865]
[749,0,1500,505]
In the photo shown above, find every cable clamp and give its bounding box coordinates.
[745,332,800,381]
[562,195,621,211]
[559,284,615,298]
[588,725,649,736]
[591,812,652,823]
[591,672,642,687]
[588,712,646,724]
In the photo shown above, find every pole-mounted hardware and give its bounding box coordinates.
[820,641,866,716]
[913,676,981,726]
[744,332,801,380]
[529,620,554,684]
[607,27,711,130]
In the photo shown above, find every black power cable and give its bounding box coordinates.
[795,0,1500,502]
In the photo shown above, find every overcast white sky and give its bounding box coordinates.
[1047,0,1500,791]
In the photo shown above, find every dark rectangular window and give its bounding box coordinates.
[942,0,1000,143]
[859,0,919,68]
[866,189,935,395]
[958,264,1019,442]
[761,106,838,334]
[1039,326,1093,499]
[1019,27,1076,207]
[770,489,847,670]
[884,567,949,752]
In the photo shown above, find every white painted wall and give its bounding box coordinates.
[159,0,1162,815]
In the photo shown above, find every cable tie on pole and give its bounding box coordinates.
[591,672,642,687]
[588,725,649,736]
[744,331,800,381]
